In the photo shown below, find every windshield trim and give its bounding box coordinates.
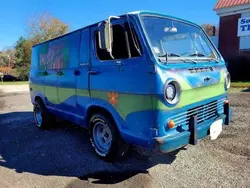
[158,56,219,63]
[139,14,220,62]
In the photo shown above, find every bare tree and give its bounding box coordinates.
[0,47,15,68]
[26,12,69,45]
[4,47,15,68]
[201,24,218,36]
[13,12,69,80]
[0,54,9,67]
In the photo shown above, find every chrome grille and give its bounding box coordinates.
[188,67,214,73]
[169,98,225,128]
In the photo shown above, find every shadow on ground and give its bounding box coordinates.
[0,111,182,185]
[242,88,250,92]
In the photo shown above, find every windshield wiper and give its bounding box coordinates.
[208,58,220,63]
[181,58,197,64]
[158,52,198,64]
[189,52,206,57]
[159,53,181,58]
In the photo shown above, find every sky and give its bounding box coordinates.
[0,0,219,50]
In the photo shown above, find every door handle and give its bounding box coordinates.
[43,71,48,76]
[74,69,81,76]
[57,71,63,76]
[88,70,100,75]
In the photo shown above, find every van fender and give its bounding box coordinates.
[84,98,126,136]
[31,91,46,106]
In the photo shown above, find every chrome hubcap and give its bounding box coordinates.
[34,105,42,126]
[93,122,112,155]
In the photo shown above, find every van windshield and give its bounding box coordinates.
[141,16,218,62]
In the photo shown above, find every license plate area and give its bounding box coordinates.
[210,119,223,140]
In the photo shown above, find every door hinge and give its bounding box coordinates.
[150,128,158,137]
[148,65,156,74]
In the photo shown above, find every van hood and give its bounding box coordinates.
[156,65,227,90]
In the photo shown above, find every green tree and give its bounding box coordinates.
[0,54,9,67]
[14,37,31,80]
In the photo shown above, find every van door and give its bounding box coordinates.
[57,32,80,120]
[44,69,58,107]
[75,28,91,125]
[89,20,154,147]
[42,41,59,107]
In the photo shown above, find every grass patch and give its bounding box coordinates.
[0,81,28,85]
[231,82,250,88]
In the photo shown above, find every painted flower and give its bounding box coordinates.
[108,91,119,106]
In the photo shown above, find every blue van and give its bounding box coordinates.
[29,11,232,161]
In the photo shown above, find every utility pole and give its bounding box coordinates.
[0,71,3,83]
[7,55,10,67]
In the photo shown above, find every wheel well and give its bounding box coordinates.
[34,96,43,102]
[86,106,117,128]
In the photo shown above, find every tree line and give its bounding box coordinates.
[201,24,219,36]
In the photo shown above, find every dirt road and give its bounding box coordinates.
[0,92,249,188]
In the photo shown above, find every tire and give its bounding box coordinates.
[89,114,129,161]
[33,99,56,129]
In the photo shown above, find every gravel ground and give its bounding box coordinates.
[0,91,249,188]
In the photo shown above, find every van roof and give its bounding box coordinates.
[32,10,198,48]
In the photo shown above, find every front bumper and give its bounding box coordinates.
[155,104,232,153]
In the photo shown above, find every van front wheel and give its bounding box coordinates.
[89,114,128,161]
[33,99,55,129]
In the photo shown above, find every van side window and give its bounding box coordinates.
[125,22,142,57]
[95,24,129,60]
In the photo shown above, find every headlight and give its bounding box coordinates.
[225,72,231,90]
[164,81,181,105]
[166,84,176,100]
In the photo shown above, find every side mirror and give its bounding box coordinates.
[98,21,113,53]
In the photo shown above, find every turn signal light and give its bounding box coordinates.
[168,120,175,129]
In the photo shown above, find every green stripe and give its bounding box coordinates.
[30,83,152,119]
[30,76,226,120]
[153,82,226,111]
